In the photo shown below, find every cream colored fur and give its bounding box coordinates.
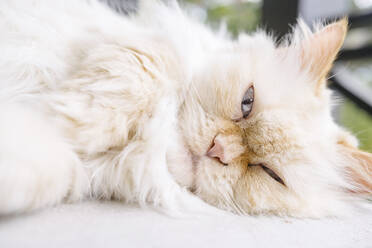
[0,0,371,217]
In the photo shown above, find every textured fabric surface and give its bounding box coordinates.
[0,201,371,248]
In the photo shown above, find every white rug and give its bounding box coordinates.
[1,201,371,248]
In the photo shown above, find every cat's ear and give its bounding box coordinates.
[300,18,348,94]
[338,141,372,194]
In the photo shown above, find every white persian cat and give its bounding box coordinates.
[0,0,371,217]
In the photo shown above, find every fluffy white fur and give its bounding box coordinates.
[0,0,216,215]
[0,0,371,217]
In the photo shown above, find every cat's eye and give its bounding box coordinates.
[241,86,254,118]
[248,163,285,186]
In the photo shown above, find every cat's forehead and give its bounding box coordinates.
[203,50,319,114]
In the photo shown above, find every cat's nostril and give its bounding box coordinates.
[206,138,227,165]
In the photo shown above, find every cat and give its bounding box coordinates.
[0,0,371,217]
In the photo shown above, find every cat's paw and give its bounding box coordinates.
[0,103,89,215]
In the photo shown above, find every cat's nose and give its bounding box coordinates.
[206,136,228,165]
[206,134,245,165]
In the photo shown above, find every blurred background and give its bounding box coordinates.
[105,0,372,152]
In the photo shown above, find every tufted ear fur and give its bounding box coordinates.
[339,143,372,194]
[300,18,348,95]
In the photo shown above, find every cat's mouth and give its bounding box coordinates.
[188,151,200,193]
[191,152,201,166]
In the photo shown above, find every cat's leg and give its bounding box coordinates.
[0,103,89,215]
[87,96,211,214]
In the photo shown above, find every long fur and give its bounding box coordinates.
[0,0,370,217]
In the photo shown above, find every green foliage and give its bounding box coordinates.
[339,59,372,152]
[340,100,372,152]
[181,0,261,36]
[206,3,261,35]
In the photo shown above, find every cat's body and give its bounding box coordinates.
[0,0,371,217]
[0,0,199,214]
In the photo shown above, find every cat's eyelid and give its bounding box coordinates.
[232,115,243,122]
[261,165,286,186]
[248,163,286,187]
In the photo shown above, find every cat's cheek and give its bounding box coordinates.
[193,157,243,206]
[166,149,194,189]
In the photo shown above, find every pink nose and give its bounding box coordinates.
[206,137,227,165]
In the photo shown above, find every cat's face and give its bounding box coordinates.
[177,19,372,217]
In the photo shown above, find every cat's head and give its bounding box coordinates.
[177,19,372,217]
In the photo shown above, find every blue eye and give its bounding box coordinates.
[241,86,254,118]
